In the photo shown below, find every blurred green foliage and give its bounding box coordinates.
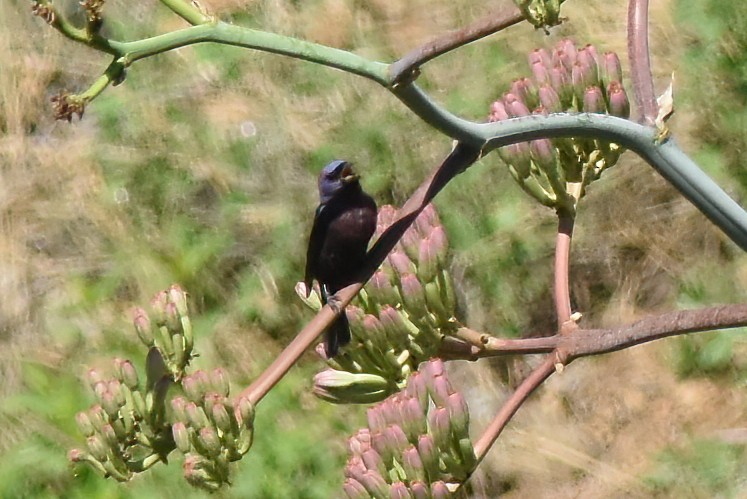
[1,0,746,496]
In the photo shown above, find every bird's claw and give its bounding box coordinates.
[327,293,343,314]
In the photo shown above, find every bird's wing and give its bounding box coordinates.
[304,204,329,297]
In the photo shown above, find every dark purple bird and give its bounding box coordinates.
[305,160,377,357]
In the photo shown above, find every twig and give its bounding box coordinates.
[627,0,657,124]
[442,303,747,361]
[472,356,557,464]
[388,1,524,85]
[554,214,575,330]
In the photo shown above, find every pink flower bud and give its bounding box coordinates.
[171,396,189,422]
[367,405,386,434]
[550,66,571,104]
[185,401,209,429]
[425,358,446,378]
[402,445,425,482]
[86,368,104,391]
[344,455,367,480]
[384,424,409,455]
[511,77,538,109]
[400,273,426,314]
[576,46,599,83]
[446,392,470,437]
[431,480,451,499]
[361,448,387,477]
[348,428,372,456]
[572,62,596,103]
[554,39,577,67]
[401,395,427,440]
[416,434,439,477]
[150,290,169,326]
[531,60,550,84]
[404,371,428,412]
[538,84,562,113]
[237,396,255,428]
[210,367,230,397]
[68,448,86,463]
[410,481,429,499]
[343,478,369,499]
[388,250,414,277]
[528,48,552,69]
[489,99,510,122]
[428,226,448,264]
[198,426,221,456]
[426,374,452,408]
[132,307,153,346]
[428,407,451,451]
[418,237,437,282]
[172,421,192,453]
[167,284,188,317]
[120,360,139,390]
[504,94,531,117]
[359,470,389,498]
[607,81,630,118]
[86,434,109,462]
[76,411,95,437]
[601,51,623,86]
[182,374,202,403]
[390,482,411,499]
[582,86,605,113]
[529,139,557,172]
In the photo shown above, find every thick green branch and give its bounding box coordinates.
[111,23,389,85]
[159,0,210,25]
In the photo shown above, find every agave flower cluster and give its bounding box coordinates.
[69,285,256,490]
[300,204,459,404]
[489,39,631,214]
[343,360,475,498]
[171,370,255,491]
[68,357,165,481]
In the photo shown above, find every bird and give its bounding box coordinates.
[305,160,377,357]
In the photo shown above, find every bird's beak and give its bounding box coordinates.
[340,164,359,184]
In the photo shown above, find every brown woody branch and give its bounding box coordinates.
[554,214,575,331]
[627,0,658,124]
[388,1,524,85]
[440,304,747,361]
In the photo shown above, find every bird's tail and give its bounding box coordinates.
[325,312,351,358]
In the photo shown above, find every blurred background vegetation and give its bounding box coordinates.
[1,0,747,496]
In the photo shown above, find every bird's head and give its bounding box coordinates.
[318,160,359,203]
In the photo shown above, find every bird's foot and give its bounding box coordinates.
[327,293,344,314]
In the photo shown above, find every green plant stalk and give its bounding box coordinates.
[110,23,389,85]
[159,0,210,25]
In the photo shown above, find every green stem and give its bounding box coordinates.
[112,23,389,85]
[79,59,126,102]
[159,0,210,25]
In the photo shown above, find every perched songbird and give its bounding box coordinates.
[305,160,377,357]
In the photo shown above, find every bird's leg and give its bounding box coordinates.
[325,288,344,315]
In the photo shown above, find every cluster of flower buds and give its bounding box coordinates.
[133,284,194,380]
[343,360,475,498]
[69,357,170,481]
[171,369,255,491]
[299,204,459,404]
[488,39,630,214]
[71,285,254,491]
